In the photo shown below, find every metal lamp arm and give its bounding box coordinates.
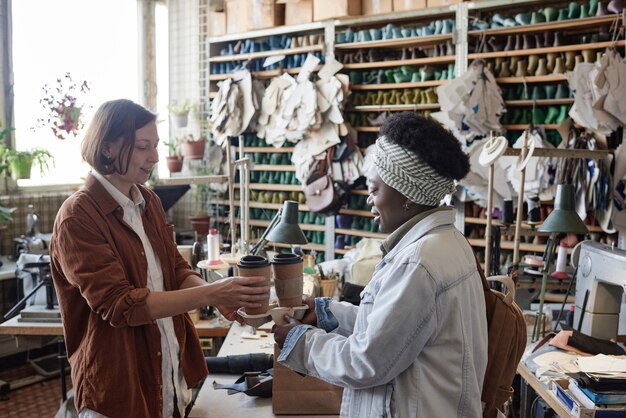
[250,208,282,256]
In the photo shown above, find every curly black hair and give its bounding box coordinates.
[379,112,470,181]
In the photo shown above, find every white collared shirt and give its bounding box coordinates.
[83,170,190,418]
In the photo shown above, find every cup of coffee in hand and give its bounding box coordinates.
[237,255,271,314]
[272,253,303,307]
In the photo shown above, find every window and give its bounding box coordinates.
[12,0,169,186]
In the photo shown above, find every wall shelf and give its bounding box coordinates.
[342,55,454,69]
[350,80,446,90]
[208,65,322,80]
[496,74,567,84]
[159,175,229,186]
[252,164,295,172]
[504,99,574,106]
[468,14,620,37]
[349,104,440,112]
[209,44,324,63]
[234,183,301,191]
[335,33,453,50]
[469,40,626,60]
[243,147,294,153]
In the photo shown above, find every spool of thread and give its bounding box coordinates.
[551,241,570,280]
[527,195,541,223]
[206,229,221,266]
[502,199,514,225]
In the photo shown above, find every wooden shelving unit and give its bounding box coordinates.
[198,0,621,262]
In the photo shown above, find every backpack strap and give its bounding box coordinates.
[486,275,516,305]
[472,252,516,306]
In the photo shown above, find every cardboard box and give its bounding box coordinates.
[278,0,313,25]
[226,0,285,33]
[393,0,426,11]
[313,0,361,21]
[427,0,461,7]
[225,0,244,33]
[208,10,226,36]
[362,0,392,15]
[246,0,285,31]
[272,345,343,414]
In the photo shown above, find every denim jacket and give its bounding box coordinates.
[279,209,488,417]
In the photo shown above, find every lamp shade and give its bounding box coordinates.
[266,200,308,245]
[537,184,588,234]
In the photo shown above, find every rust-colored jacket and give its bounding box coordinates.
[50,174,208,418]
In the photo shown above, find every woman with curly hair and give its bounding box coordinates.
[274,112,488,417]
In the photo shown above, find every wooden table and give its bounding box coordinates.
[0,316,230,338]
[189,322,338,418]
[517,362,571,418]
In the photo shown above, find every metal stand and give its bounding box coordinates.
[4,261,56,320]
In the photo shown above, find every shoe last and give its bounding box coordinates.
[552,56,566,74]
[530,11,546,24]
[608,0,625,13]
[568,1,581,18]
[543,7,558,21]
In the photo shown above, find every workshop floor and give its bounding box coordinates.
[0,362,70,418]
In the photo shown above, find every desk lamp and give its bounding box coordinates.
[250,200,308,256]
[534,184,588,341]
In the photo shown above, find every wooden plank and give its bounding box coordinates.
[335,34,453,50]
[159,175,229,185]
[502,148,610,159]
[470,40,626,60]
[342,55,454,70]
[468,15,620,37]
[350,80,446,90]
[209,44,323,63]
[496,74,567,83]
[350,104,440,112]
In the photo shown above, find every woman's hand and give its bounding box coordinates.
[273,315,301,348]
[205,276,269,310]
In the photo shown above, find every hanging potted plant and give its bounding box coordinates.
[164,137,184,173]
[167,100,191,128]
[35,72,90,140]
[0,145,54,180]
[182,134,208,160]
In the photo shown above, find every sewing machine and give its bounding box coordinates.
[574,241,626,340]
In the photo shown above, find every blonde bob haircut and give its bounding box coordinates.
[81,99,157,175]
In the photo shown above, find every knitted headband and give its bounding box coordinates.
[374,136,456,207]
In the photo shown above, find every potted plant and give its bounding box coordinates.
[0,145,54,180]
[182,134,208,160]
[164,137,184,173]
[0,205,15,254]
[167,100,191,128]
[35,72,89,140]
[189,183,212,236]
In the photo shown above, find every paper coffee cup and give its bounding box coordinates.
[237,255,271,314]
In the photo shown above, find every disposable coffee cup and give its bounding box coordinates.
[271,253,303,307]
[237,255,271,315]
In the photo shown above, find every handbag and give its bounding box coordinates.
[304,148,349,217]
